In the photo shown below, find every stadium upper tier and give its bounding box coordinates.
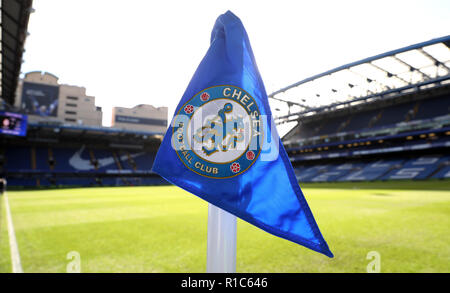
[286,94,449,142]
[270,35,450,124]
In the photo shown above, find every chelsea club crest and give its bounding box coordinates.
[172,85,263,179]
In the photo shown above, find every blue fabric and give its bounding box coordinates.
[152,11,333,257]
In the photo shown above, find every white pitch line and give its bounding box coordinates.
[4,192,23,273]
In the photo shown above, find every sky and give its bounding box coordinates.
[20,0,450,133]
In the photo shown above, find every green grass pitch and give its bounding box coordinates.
[0,180,449,273]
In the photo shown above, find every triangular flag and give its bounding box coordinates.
[152,11,333,258]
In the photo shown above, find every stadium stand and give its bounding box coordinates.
[1,123,166,187]
[338,159,405,182]
[273,36,450,183]
[432,163,450,179]
[380,155,448,180]
[1,33,449,187]
[0,0,169,191]
[290,95,450,139]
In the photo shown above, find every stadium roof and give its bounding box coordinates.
[270,35,450,124]
[1,0,33,106]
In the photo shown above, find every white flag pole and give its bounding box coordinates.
[206,203,237,273]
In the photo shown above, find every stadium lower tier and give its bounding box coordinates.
[295,155,450,182]
[2,145,449,187]
[1,145,169,187]
[2,145,155,173]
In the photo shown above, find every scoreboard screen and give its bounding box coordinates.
[0,111,28,136]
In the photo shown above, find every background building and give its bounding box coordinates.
[111,104,168,133]
[14,71,103,126]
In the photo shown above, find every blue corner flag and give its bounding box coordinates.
[152,11,333,258]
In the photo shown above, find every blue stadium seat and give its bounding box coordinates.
[432,164,450,179]
[5,147,30,171]
[311,163,362,182]
[101,177,119,186]
[7,178,37,187]
[316,116,346,136]
[35,147,50,171]
[55,177,96,186]
[94,149,119,172]
[338,159,404,181]
[295,165,329,182]
[415,95,450,120]
[141,177,168,185]
[134,152,155,171]
[118,150,135,170]
[52,147,80,172]
[39,178,52,186]
[381,156,446,180]
[344,108,379,132]
[289,96,448,140]
[4,145,163,187]
[370,102,413,128]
